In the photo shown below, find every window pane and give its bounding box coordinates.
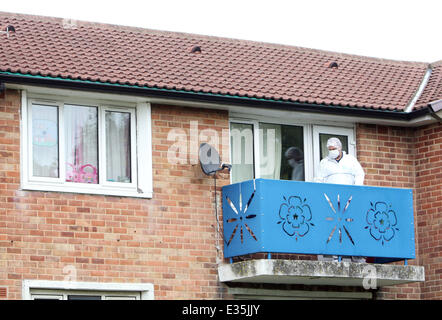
[319,133,348,160]
[280,125,304,181]
[65,105,98,184]
[106,111,131,183]
[32,105,59,178]
[260,123,304,181]
[230,123,254,183]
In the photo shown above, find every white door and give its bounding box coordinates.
[312,126,356,179]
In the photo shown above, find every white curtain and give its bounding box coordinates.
[32,104,59,178]
[230,123,254,184]
[64,105,98,183]
[259,123,282,180]
[106,111,131,183]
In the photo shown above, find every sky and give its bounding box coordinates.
[1,0,441,63]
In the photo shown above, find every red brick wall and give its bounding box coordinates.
[414,123,442,300]
[0,89,230,299]
[356,124,416,188]
[0,88,439,300]
[356,124,421,299]
[357,123,442,300]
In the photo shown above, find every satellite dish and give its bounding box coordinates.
[199,143,221,176]
[199,143,232,176]
[198,143,232,250]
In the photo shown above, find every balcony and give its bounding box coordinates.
[218,179,424,290]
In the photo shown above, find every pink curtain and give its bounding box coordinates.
[65,105,98,184]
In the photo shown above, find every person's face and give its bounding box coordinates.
[327,145,342,159]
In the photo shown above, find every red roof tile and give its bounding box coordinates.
[414,61,442,110]
[0,11,438,112]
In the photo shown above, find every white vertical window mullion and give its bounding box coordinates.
[58,103,66,183]
[130,107,137,187]
[303,124,314,182]
[98,106,106,186]
[252,121,260,179]
[27,100,34,179]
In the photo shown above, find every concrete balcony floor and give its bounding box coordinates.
[218,259,425,288]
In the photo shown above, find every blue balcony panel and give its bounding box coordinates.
[222,179,416,261]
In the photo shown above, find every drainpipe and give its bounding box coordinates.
[404,66,432,113]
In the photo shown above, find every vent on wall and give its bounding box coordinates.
[0,287,7,298]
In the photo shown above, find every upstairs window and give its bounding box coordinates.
[22,93,152,198]
[230,121,305,183]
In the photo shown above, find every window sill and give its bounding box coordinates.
[21,181,153,199]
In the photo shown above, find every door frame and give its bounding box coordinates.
[312,125,356,178]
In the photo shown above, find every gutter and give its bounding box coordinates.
[0,71,430,121]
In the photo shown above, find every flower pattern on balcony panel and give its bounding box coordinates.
[365,201,398,245]
[278,196,314,241]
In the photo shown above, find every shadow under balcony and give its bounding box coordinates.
[218,179,424,291]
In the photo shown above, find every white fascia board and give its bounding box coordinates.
[7,83,435,127]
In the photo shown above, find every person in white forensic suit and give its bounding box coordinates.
[316,137,366,263]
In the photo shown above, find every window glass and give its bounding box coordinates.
[32,104,59,178]
[260,123,304,181]
[319,133,348,160]
[65,105,98,184]
[230,123,254,183]
[105,111,131,183]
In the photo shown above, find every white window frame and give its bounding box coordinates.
[312,125,356,178]
[22,280,154,300]
[99,106,138,189]
[229,119,260,179]
[20,90,153,198]
[229,113,357,183]
[229,117,312,182]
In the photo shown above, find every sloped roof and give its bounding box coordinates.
[0,11,439,112]
[414,61,442,110]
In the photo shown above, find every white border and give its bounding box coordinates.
[22,280,154,300]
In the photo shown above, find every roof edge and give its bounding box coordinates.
[0,71,430,121]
